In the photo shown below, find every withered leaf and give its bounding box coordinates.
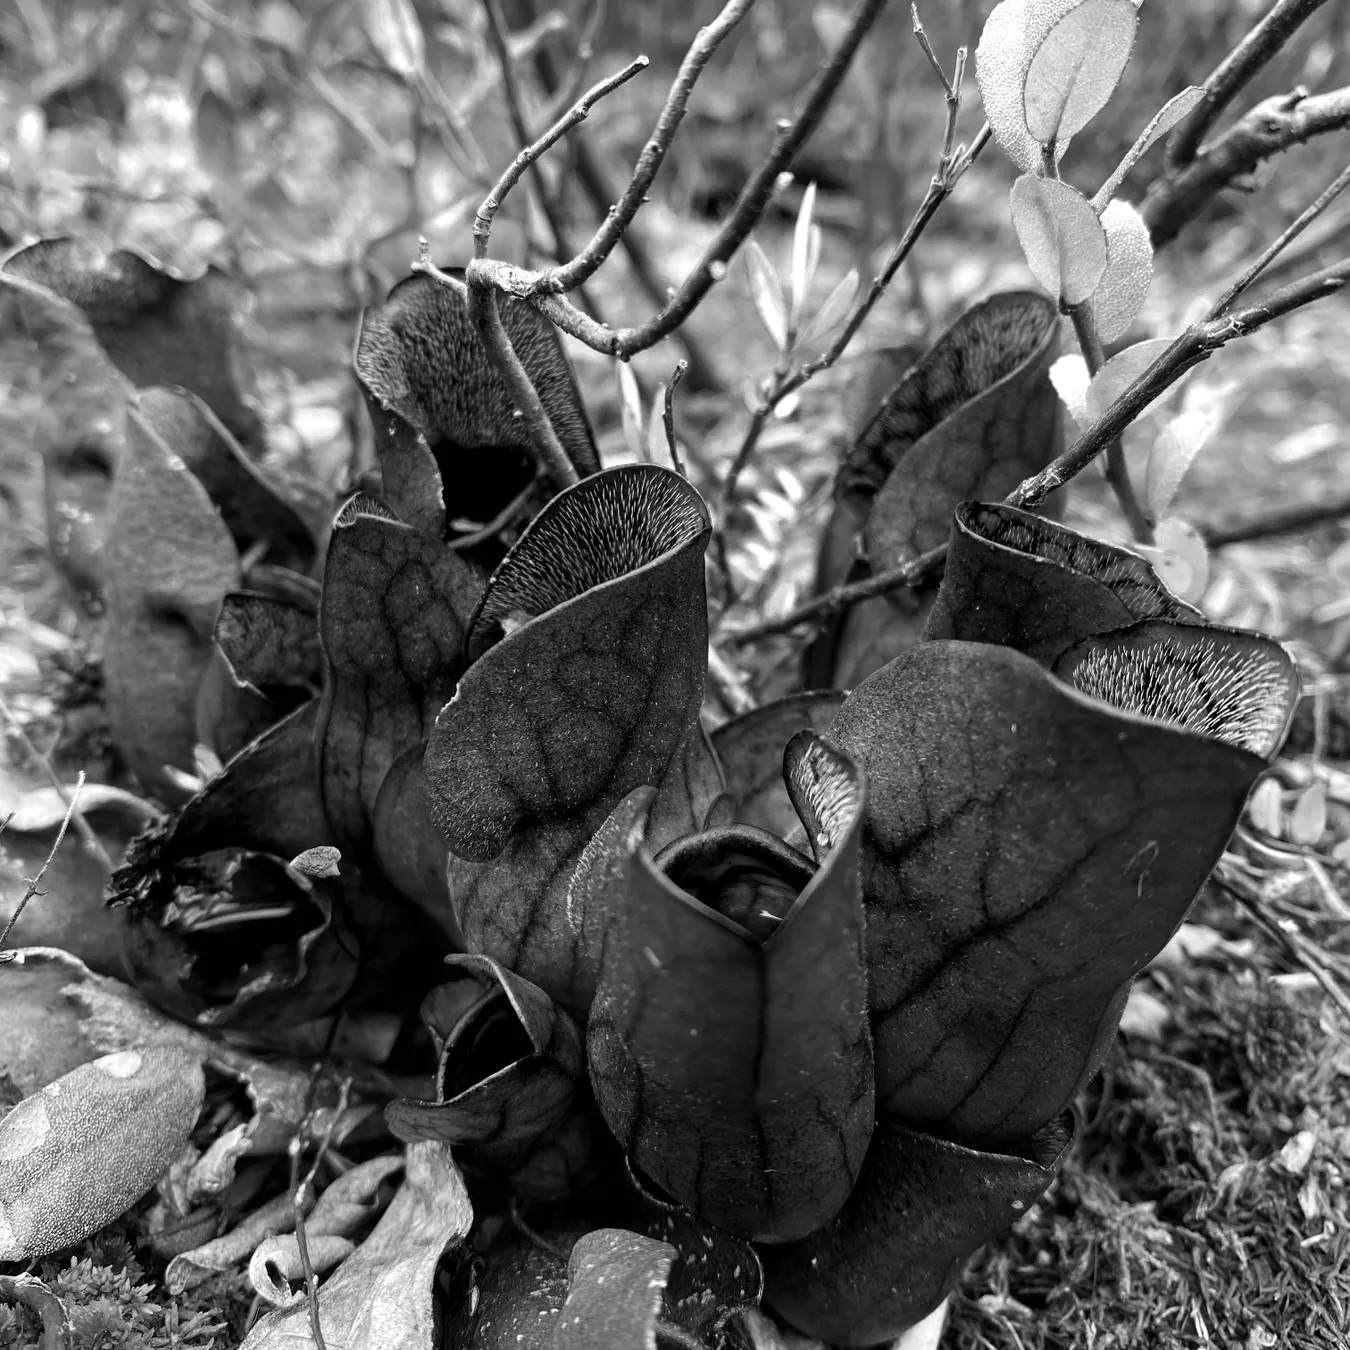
[761,1115,1070,1346]
[135,386,318,573]
[587,736,873,1243]
[3,236,263,452]
[196,591,322,762]
[924,500,1201,662]
[827,640,1272,1147]
[316,493,481,872]
[104,407,240,795]
[0,271,127,614]
[241,1142,472,1350]
[354,268,599,542]
[425,465,711,1010]
[710,690,846,836]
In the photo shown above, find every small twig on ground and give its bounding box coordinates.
[732,257,1350,643]
[1164,0,1332,171]
[508,1200,571,1261]
[1066,301,1153,542]
[446,474,542,550]
[0,773,84,961]
[0,693,110,869]
[663,360,688,476]
[286,1073,353,1350]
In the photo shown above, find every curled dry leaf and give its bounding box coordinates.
[0,1047,204,1260]
[241,1142,472,1350]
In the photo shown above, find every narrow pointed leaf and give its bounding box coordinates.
[1053,619,1298,758]
[1010,175,1108,304]
[801,267,859,347]
[711,691,846,835]
[1092,86,1206,211]
[4,236,263,452]
[1023,0,1137,146]
[1093,199,1153,342]
[762,1116,1069,1345]
[104,408,240,793]
[745,239,788,352]
[828,640,1274,1146]
[316,493,481,868]
[924,500,1200,662]
[587,737,873,1243]
[0,272,126,614]
[354,270,599,541]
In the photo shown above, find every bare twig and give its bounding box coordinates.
[0,773,84,960]
[471,55,650,257]
[1065,301,1152,542]
[447,473,541,550]
[1205,158,1350,315]
[718,26,985,509]
[1165,0,1332,171]
[540,0,757,295]
[1201,487,1350,547]
[733,258,1350,642]
[0,694,111,869]
[663,360,688,476]
[1145,85,1350,245]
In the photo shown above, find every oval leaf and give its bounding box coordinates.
[1083,336,1175,422]
[555,1230,675,1350]
[744,238,788,352]
[1144,401,1222,521]
[1023,0,1138,145]
[0,1048,204,1260]
[1010,175,1108,304]
[1093,199,1153,342]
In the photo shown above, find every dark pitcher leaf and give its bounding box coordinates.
[827,640,1287,1148]
[0,271,126,614]
[104,407,240,794]
[152,701,330,866]
[196,592,322,763]
[710,691,846,837]
[316,493,481,872]
[587,735,873,1244]
[135,386,319,573]
[809,291,1062,687]
[115,850,358,1030]
[1053,619,1299,759]
[555,1229,676,1350]
[3,236,263,452]
[924,500,1201,662]
[761,1115,1071,1347]
[354,269,599,543]
[387,955,597,1199]
[426,465,711,1009]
